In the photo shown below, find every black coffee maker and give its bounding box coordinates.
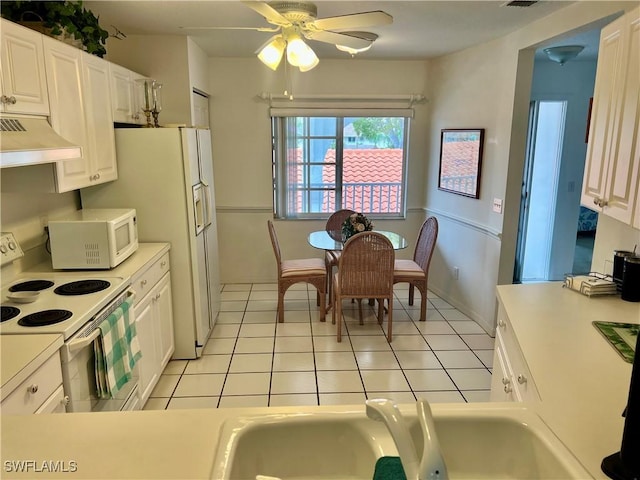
[621,256,640,303]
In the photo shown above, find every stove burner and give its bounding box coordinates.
[9,280,55,292]
[54,280,111,296]
[1,306,20,323]
[18,309,73,327]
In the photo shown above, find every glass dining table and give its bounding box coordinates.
[308,230,408,251]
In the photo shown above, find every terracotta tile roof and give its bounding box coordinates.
[285,148,404,214]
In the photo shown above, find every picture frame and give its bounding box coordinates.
[438,128,485,199]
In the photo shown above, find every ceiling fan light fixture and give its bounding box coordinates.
[335,31,378,56]
[543,45,584,65]
[257,35,286,70]
[286,33,319,71]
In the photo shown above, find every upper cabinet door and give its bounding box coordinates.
[43,37,91,193]
[109,63,146,125]
[0,19,49,115]
[82,53,118,184]
[582,6,640,227]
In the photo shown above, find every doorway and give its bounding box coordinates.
[515,100,567,283]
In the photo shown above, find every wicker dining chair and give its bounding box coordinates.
[325,209,356,301]
[393,216,438,321]
[332,232,395,342]
[268,220,326,323]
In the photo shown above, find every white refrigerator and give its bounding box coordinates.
[81,127,220,358]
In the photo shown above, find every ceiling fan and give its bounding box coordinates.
[183,1,393,71]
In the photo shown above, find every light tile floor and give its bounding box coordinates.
[144,283,495,410]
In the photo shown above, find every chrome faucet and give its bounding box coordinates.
[366,398,448,480]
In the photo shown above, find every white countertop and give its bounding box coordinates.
[496,282,640,479]
[0,334,63,401]
[26,243,170,281]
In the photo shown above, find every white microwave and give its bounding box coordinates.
[48,208,138,269]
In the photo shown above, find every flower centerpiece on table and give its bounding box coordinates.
[341,212,374,241]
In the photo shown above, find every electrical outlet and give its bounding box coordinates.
[453,266,459,280]
[492,198,503,214]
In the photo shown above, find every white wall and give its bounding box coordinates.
[0,164,80,269]
[592,215,640,276]
[425,1,633,333]
[208,58,430,283]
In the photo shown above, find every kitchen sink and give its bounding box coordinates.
[210,403,591,480]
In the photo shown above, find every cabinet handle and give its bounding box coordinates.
[504,384,513,394]
[501,377,510,385]
[161,261,167,268]
[140,279,148,287]
[28,384,39,394]
[61,395,70,406]
[517,374,527,384]
[498,319,506,328]
[155,293,161,300]
[1,95,17,105]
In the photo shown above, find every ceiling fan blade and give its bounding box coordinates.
[304,30,372,49]
[242,1,290,26]
[179,26,279,32]
[310,11,393,31]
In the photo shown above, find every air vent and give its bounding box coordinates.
[0,118,26,132]
[503,1,538,6]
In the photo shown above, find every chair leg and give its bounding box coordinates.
[318,284,326,322]
[357,299,363,325]
[377,299,384,325]
[415,281,427,321]
[386,297,393,342]
[336,296,343,342]
[278,287,285,323]
[408,283,415,306]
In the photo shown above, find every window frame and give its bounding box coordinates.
[272,114,410,220]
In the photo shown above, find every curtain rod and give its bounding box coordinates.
[258,92,427,106]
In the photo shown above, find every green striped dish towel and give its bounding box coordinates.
[94,296,142,399]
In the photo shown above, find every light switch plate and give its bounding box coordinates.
[492,198,503,214]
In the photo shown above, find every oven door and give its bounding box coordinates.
[60,290,140,412]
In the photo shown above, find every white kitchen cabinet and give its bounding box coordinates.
[581,6,640,227]
[132,252,174,406]
[1,350,67,415]
[43,36,118,192]
[0,19,49,115]
[109,63,147,125]
[490,304,540,403]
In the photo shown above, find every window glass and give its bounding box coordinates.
[273,115,408,219]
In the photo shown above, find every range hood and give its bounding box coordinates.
[0,116,82,168]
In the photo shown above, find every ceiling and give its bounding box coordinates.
[84,0,606,62]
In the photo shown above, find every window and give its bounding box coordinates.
[273,115,409,219]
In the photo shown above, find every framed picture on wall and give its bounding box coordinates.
[438,128,485,199]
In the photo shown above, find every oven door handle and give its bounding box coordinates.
[67,328,102,353]
[66,289,136,354]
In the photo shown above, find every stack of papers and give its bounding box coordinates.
[564,275,618,296]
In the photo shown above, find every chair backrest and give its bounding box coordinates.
[267,220,283,277]
[326,209,356,241]
[414,216,438,272]
[338,232,395,297]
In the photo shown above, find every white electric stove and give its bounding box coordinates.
[0,273,130,339]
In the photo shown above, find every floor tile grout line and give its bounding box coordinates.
[166,283,493,409]
[216,283,253,408]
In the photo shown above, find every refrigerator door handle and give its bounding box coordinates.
[193,183,205,235]
[202,181,212,228]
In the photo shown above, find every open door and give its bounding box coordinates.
[514,100,567,283]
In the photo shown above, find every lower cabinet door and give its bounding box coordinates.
[134,294,159,406]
